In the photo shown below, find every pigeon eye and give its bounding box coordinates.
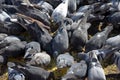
[20,74,25,78]
[31,46,34,49]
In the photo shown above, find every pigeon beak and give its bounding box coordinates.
[24,51,30,59]
[24,48,32,59]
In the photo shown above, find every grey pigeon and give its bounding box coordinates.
[0,36,21,49]
[56,52,74,68]
[112,51,120,70]
[70,10,91,51]
[28,22,52,54]
[85,24,113,52]
[52,22,69,58]
[87,51,106,80]
[62,60,87,80]
[0,33,8,41]
[68,0,77,13]
[24,41,41,59]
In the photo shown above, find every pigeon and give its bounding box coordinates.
[87,51,106,80]
[70,5,90,21]
[56,52,74,68]
[0,55,7,75]
[0,21,26,35]
[17,4,51,26]
[7,62,55,80]
[52,21,69,58]
[106,34,120,47]
[68,0,77,13]
[24,41,41,59]
[105,12,120,28]
[78,52,89,61]
[1,4,18,14]
[37,1,54,15]
[85,24,113,52]
[0,33,8,41]
[70,10,91,51]
[0,36,21,49]
[51,0,69,23]
[112,51,120,70]
[0,0,4,4]
[0,41,26,58]
[27,22,52,54]
[62,60,87,80]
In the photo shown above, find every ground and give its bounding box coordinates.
[0,59,120,80]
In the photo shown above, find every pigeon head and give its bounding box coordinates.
[57,53,74,68]
[88,51,98,63]
[24,41,41,59]
[8,67,25,80]
[24,48,36,59]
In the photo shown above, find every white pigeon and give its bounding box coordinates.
[51,0,69,23]
[28,52,51,66]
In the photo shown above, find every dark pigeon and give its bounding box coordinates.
[7,62,55,80]
[26,52,51,67]
[87,51,106,80]
[17,4,51,26]
[0,36,21,49]
[52,21,69,58]
[0,55,7,75]
[62,60,87,80]
[70,10,91,52]
[27,22,52,54]
[0,21,26,35]
[106,34,120,47]
[85,24,113,52]
[1,41,26,58]
[51,0,69,24]
[36,1,54,15]
[105,12,120,28]
[68,0,77,13]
